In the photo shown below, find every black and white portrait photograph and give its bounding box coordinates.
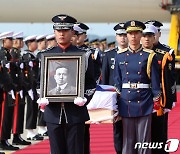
[47,60,77,95]
[40,52,85,102]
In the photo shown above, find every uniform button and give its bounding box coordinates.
[127,53,129,56]
[126,72,129,75]
[128,81,130,84]
[128,100,131,103]
[140,53,143,56]
[138,72,140,74]
[137,90,140,93]
[128,90,131,93]
[137,101,140,103]
[138,81,140,84]
[125,62,128,65]
[139,62,141,64]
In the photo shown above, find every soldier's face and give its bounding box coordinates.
[77,34,86,45]
[54,29,74,45]
[4,38,13,49]
[141,34,155,49]
[154,32,161,44]
[30,41,38,51]
[54,67,68,85]
[116,34,128,47]
[127,31,142,46]
[13,39,21,49]
[71,34,78,46]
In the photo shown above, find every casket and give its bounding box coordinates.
[86,109,117,124]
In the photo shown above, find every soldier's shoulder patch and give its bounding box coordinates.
[117,48,128,54]
[155,48,166,55]
[143,48,154,53]
[162,44,171,50]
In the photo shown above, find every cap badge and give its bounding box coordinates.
[58,16,66,21]
[131,21,135,27]
[119,23,124,27]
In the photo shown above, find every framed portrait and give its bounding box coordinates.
[40,52,86,102]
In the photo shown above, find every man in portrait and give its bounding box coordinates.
[48,64,76,95]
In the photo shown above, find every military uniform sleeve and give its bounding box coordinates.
[101,53,109,85]
[113,54,122,94]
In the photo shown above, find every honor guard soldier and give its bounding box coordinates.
[114,20,161,154]
[101,22,128,154]
[10,32,31,145]
[99,38,107,52]
[36,34,48,137]
[107,41,116,50]
[22,35,43,141]
[37,14,96,154]
[46,34,57,49]
[145,20,176,154]
[0,32,20,150]
[73,22,96,154]
[36,34,47,58]
[89,39,102,83]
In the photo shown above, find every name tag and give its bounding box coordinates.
[119,61,125,65]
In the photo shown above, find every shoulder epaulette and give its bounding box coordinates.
[162,44,171,49]
[143,48,154,53]
[117,48,128,54]
[155,48,166,55]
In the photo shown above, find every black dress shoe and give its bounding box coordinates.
[27,134,44,141]
[13,136,31,145]
[0,142,19,151]
[42,131,48,137]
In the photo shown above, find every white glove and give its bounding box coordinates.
[20,63,24,69]
[74,97,87,106]
[19,90,23,99]
[37,97,49,106]
[28,89,34,100]
[28,61,33,67]
[5,63,10,69]
[8,90,15,100]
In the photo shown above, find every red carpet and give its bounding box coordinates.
[14,92,180,154]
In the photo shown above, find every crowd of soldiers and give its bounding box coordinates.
[0,13,177,154]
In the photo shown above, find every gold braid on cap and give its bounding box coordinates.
[146,52,156,79]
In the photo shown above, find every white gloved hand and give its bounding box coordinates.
[19,90,23,99]
[74,97,87,106]
[28,61,33,67]
[20,63,24,69]
[37,97,49,106]
[8,90,15,100]
[5,63,10,69]
[28,89,34,100]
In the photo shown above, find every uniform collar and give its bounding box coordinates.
[128,45,142,53]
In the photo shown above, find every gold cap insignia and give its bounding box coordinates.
[131,21,135,27]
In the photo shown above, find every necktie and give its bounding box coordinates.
[56,87,61,94]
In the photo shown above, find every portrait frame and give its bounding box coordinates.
[40,52,86,102]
